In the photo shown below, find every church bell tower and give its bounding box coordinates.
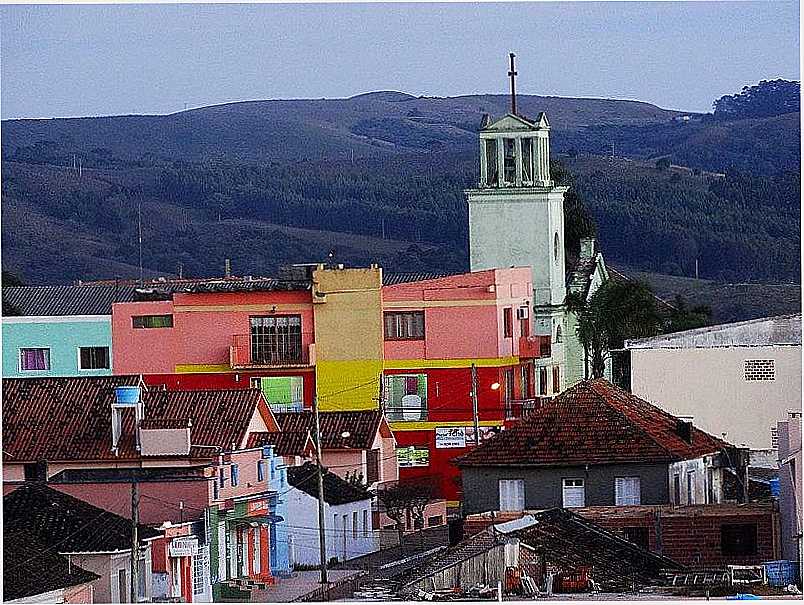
[466,54,569,321]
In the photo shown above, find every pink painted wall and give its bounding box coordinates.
[217,448,270,501]
[382,268,532,361]
[113,291,314,374]
[64,582,95,603]
[322,449,364,480]
[112,300,178,374]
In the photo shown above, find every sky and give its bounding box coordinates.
[0,1,799,119]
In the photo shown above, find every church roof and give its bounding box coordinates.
[481,112,548,133]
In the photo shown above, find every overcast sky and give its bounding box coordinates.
[1,1,799,119]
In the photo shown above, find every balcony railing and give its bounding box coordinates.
[519,335,552,359]
[504,398,545,420]
[230,333,314,368]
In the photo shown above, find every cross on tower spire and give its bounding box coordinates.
[508,52,518,116]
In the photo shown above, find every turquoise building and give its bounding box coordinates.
[2,285,136,377]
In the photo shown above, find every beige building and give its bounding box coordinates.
[625,314,802,450]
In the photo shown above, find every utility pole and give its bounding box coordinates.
[471,363,480,446]
[130,478,140,603]
[313,396,329,586]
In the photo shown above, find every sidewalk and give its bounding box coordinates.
[249,570,361,602]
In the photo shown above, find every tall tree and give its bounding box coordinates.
[566,280,663,379]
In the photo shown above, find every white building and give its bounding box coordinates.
[284,462,377,567]
[625,314,802,450]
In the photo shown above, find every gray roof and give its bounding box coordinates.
[626,313,802,349]
[2,285,138,316]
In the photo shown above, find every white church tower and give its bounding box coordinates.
[466,54,568,392]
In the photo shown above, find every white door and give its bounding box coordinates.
[562,478,585,507]
[499,479,525,512]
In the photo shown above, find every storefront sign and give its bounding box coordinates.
[464,426,498,446]
[435,427,467,449]
[247,499,269,516]
[169,537,198,557]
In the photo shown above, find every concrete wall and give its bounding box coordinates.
[669,456,724,505]
[283,487,376,566]
[461,463,670,514]
[2,316,112,378]
[629,345,801,448]
[69,547,152,604]
[313,267,384,411]
[778,413,802,565]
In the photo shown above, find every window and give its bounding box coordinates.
[687,470,696,504]
[213,479,220,500]
[366,449,380,484]
[499,479,525,512]
[257,460,264,482]
[252,376,304,412]
[721,523,758,556]
[385,374,427,421]
[396,446,429,467]
[486,138,498,186]
[363,509,369,537]
[622,527,649,550]
[504,369,515,403]
[554,233,560,263]
[19,348,50,371]
[552,366,560,394]
[503,308,513,338]
[707,467,716,504]
[673,474,681,504]
[522,138,533,183]
[353,511,358,538]
[520,365,531,400]
[231,464,239,487]
[79,346,110,370]
[384,311,425,340]
[771,426,779,450]
[23,462,46,481]
[250,315,302,364]
[615,477,641,505]
[744,359,775,381]
[117,569,127,603]
[555,325,562,343]
[428,515,444,527]
[503,138,516,184]
[562,478,585,508]
[219,467,226,488]
[539,367,548,396]
[132,314,173,328]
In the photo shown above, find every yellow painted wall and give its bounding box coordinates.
[313,266,384,411]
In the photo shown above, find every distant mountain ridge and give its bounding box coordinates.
[1,89,799,319]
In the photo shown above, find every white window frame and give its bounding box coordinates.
[77,345,110,370]
[18,347,51,372]
[562,478,585,508]
[499,479,525,512]
[615,476,641,505]
[193,545,208,596]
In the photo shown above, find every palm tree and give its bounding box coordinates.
[566,280,663,379]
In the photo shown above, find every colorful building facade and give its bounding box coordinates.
[382,268,549,504]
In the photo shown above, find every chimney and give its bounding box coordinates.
[579,238,596,260]
[676,416,694,444]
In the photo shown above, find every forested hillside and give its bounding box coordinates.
[2,83,800,306]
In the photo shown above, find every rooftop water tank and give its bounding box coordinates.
[115,386,141,406]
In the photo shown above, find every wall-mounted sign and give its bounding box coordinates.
[247,499,270,516]
[435,427,467,449]
[396,446,430,467]
[169,537,198,557]
[464,426,499,446]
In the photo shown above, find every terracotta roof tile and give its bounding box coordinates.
[2,377,271,462]
[456,379,728,467]
[246,431,314,457]
[275,410,385,450]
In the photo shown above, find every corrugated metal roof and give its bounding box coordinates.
[2,285,139,316]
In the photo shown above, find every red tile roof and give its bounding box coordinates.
[246,431,315,457]
[3,377,272,462]
[456,379,729,467]
[275,410,386,450]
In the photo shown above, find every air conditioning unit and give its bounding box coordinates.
[516,307,529,320]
